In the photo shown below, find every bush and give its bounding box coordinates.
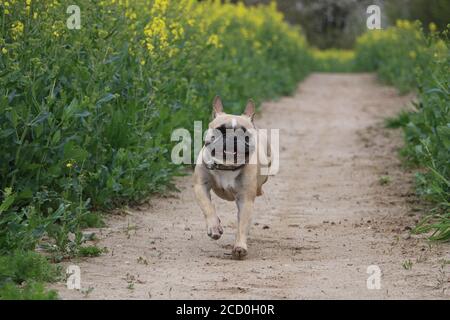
[355,20,430,92]
[0,251,60,300]
[355,21,449,240]
[0,0,312,248]
[0,0,313,297]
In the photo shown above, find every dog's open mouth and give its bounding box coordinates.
[203,127,255,170]
[204,148,246,170]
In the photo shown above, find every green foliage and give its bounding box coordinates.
[355,21,449,240]
[354,20,430,92]
[0,281,58,300]
[78,245,103,257]
[384,111,411,129]
[79,212,105,229]
[0,0,314,298]
[404,55,449,209]
[414,212,450,241]
[0,251,60,300]
[396,37,449,239]
[0,0,312,253]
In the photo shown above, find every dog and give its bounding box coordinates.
[194,96,272,259]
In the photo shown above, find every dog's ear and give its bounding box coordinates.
[212,95,224,118]
[243,99,255,121]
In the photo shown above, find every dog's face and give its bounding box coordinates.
[203,96,256,167]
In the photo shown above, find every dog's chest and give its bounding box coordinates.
[211,170,241,193]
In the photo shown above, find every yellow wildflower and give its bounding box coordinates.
[11,21,24,40]
[170,22,184,41]
[151,0,168,15]
[144,16,169,53]
[206,34,221,48]
[146,42,155,54]
[187,19,195,27]
[429,22,437,32]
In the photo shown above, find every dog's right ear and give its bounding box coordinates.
[212,95,224,118]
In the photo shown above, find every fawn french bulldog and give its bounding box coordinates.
[194,96,272,259]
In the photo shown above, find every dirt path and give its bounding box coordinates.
[53,73,449,299]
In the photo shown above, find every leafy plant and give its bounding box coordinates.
[78,245,104,257]
[0,251,60,300]
[0,0,315,298]
[355,21,449,240]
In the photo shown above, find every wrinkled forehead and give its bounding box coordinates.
[209,114,254,130]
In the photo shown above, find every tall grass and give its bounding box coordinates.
[0,0,313,297]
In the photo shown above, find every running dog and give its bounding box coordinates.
[194,96,272,259]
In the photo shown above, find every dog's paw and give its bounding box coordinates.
[207,219,223,240]
[232,245,248,259]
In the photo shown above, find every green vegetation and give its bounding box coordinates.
[311,49,356,72]
[78,245,103,257]
[354,21,449,240]
[0,251,60,299]
[379,175,392,186]
[402,259,414,270]
[0,0,448,299]
[0,0,313,298]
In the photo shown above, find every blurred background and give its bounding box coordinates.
[232,0,450,49]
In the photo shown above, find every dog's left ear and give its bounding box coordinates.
[243,99,255,121]
[212,95,224,118]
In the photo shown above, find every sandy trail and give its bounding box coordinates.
[53,73,449,299]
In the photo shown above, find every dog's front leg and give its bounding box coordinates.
[194,183,223,240]
[233,196,255,259]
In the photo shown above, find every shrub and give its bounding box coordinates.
[0,0,314,297]
[0,0,312,250]
[0,251,60,300]
[354,20,430,92]
[354,21,449,240]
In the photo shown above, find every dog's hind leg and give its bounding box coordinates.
[194,183,223,240]
[233,196,255,259]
